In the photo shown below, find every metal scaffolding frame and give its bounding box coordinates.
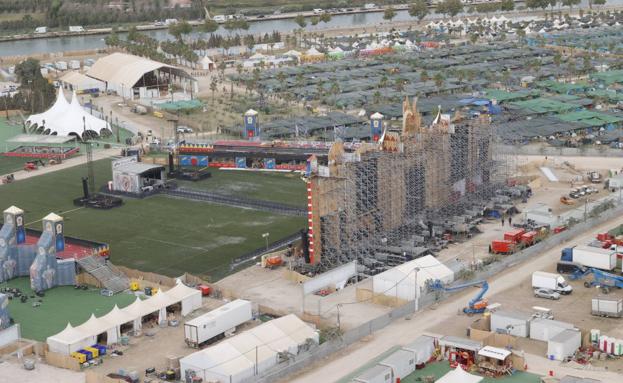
[304,98,513,275]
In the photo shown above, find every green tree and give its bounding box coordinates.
[210,76,218,103]
[561,0,580,11]
[500,0,515,11]
[409,0,429,21]
[128,25,139,41]
[384,7,397,21]
[553,52,562,67]
[169,20,192,41]
[202,19,219,33]
[469,33,478,44]
[320,13,332,23]
[311,16,320,26]
[436,0,463,17]
[433,72,444,89]
[420,70,429,81]
[295,15,307,28]
[14,58,55,113]
[593,0,607,7]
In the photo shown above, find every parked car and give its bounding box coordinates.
[176,126,193,134]
[534,288,560,300]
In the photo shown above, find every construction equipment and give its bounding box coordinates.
[579,268,623,294]
[560,196,575,205]
[428,279,489,314]
[588,171,603,183]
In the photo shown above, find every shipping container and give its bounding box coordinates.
[491,240,515,254]
[530,318,574,342]
[352,364,392,383]
[184,299,252,348]
[532,271,573,294]
[378,349,415,380]
[521,231,537,246]
[490,310,532,338]
[592,296,623,318]
[562,245,617,270]
[547,329,581,361]
[504,228,526,243]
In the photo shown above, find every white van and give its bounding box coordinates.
[34,26,48,34]
[213,15,226,22]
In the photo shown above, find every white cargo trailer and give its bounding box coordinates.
[547,329,581,361]
[530,318,574,342]
[571,245,617,271]
[490,310,532,337]
[69,26,85,32]
[532,271,573,294]
[184,299,252,348]
[352,364,392,383]
[592,296,623,318]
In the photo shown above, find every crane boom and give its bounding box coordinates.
[427,279,489,314]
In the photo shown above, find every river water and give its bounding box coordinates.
[0,1,619,58]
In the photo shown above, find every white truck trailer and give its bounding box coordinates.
[592,296,623,318]
[532,271,573,294]
[563,245,617,271]
[184,299,252,348]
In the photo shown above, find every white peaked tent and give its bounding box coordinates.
[167,280,202,316]
[26,88,110,139]
[47,323,94,355]
[200,56,215,70]
[305,47,323,57]
[47,282,202,354]
[435,366,483,383]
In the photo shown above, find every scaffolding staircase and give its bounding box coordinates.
[77,255,129,294]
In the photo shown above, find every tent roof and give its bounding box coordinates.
[46,323,87,345]
[26,89,110,137]
[166,281,201,302]
[6,134,76,144]
[60,71,103,88]
[283,50,302,57]
[436,366,483,383]
[43,213,63,222]
[87,52,194,88]
[370,112,384,119]
[200,56,214,64]
[4,206,23,215]
[382,255,454,288]
[478,346,511,360]
[100,305,135,326]
[74,314,113,336]
[113,162,165,176]
[305,47,323,56]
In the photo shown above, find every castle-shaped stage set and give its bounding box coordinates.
[0,206,78,292]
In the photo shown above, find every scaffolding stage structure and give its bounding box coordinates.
[303,98,513,274]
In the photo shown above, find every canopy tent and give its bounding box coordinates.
[46,323,95,355]
[47,281,202,354]
[26,88,111,140]
[180,314,318,383]
[478,346,511,361]
[372,255,455,301]
[436,367,483,383]
[166,280,202,316]
[200,56,215,71]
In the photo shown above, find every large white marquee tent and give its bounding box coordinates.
[47,281,201,355]
[372,255,454,301]
[180,314,319,383]
[26,88,110,140]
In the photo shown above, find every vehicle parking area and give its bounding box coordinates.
[428,261,623,374]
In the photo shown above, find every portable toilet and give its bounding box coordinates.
[370,112,383,142]
[243,109,259,139]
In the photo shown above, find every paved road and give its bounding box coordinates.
[0,148,118,182]
[288,214,623,383]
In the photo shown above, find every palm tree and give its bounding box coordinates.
[433,73,444,90]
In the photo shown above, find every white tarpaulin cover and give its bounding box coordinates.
[26,88,110,138]
[373,255,454,301]
[180,314,318,383]
[435,366,483,383]
[403,335,436,364]
[478,346,511,361]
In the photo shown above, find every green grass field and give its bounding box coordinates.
[0,158,305,280]
[176,168,306,207]
[4,277,136,341]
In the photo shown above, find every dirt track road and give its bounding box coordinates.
[288,214,623,383]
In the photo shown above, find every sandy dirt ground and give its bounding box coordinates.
[0,148,118,180]
[0,358,85,383]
